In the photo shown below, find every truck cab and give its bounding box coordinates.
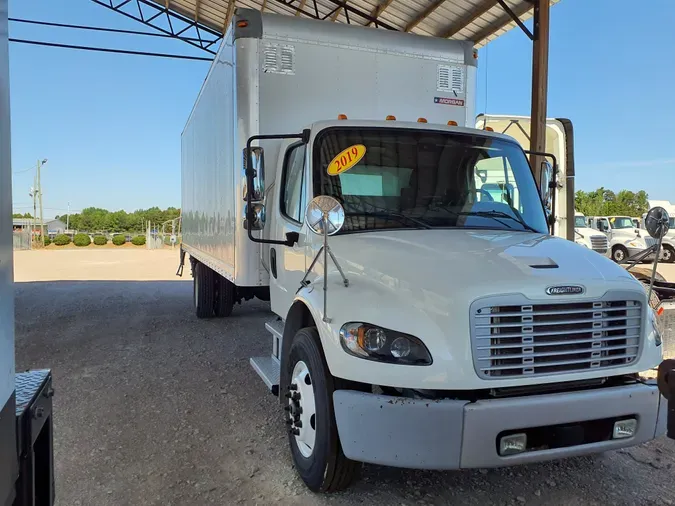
[589,215,653,263]
[574,212,609,257]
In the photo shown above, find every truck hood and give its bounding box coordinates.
[325,229,638,304]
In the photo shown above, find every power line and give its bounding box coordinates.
[8,17,210,43]
[9,38,213,61]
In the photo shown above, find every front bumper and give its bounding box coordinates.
[627,246,655,260]
[333,383,666,470]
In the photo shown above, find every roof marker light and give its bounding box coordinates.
[417,118,428,123]
[237,20,249,28]
[447,120,458,126]
[386,115,396,121]
[485,126,494,131]
[337,114,348,120]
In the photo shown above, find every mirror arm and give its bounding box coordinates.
[245,130,311,246]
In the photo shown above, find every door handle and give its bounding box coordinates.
[271,248,278,279]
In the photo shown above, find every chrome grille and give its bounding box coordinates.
[471,298,642,379]
[590,235,609,253]
[645,237,657,248]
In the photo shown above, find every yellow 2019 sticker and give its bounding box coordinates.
[327,144,366,176]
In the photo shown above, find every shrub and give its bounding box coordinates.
[131,235,146,246]
[93,235,107,246]
[43,237,51,246]
[112,234,126,246]
[53,234,71,246]
[73,233,91,247]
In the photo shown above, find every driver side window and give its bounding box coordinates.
[281,143,307,224]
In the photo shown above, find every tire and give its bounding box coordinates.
[194,262,215,319]
[214,275,235,317]
[285,327,359,493]
[612,245,628,263]
[662,245,675,264]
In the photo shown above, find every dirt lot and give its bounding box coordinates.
[13,250,675,505]
[13,249,181,282]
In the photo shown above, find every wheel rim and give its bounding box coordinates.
[615,249,625,261]
[289,361,316,458]
[665,249,672,261]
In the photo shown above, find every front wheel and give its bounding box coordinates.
[285,327,359,492]
[612,245,628,263]
[662,245,675,264]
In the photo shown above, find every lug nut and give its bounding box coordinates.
[289,384,298,391]
[291,428,300,436]
[291,393,301,401]
[284,392,292,399]
[295,421,302,428]
[286,419,293,425]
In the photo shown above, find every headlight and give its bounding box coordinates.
[339,323,432,365]
[649,308,663,347]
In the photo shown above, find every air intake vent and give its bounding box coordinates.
[437,64,464,94]
[262,43,296,75]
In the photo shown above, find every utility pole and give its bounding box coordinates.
[37,159,46,245]
[30,176,36,247]
[66,201,70,232]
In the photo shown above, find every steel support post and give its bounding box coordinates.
[529,0,550,186]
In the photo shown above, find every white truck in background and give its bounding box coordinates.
[573,212,609,257]
[180,8,667,492]
[588,215,655,263]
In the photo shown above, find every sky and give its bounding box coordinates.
[7,0,675,217]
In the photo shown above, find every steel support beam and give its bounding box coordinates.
[366,0,396,27]
[89,0,221,54]
[405,0,444,33]
[529,0,550,186]
[440,0,496,38]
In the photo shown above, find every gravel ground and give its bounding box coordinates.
[14,280,675,506]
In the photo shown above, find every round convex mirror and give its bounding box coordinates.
[645,206,670,239]
[305,196,345,236]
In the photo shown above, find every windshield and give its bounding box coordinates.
[609,217,635,229]
[574,216,587,228]
[312,128,548,234]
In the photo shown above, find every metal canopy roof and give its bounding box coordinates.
[129,0,559,50]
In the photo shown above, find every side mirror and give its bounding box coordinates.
[539,160,553,208]
[645,206,670,239]
[243,203,265,230]
[242,146,265,202]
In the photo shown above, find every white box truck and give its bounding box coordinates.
[588,215,656,263]
[180,8,668,492]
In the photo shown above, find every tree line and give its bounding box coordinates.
[53,207,181,233]
[574,188,649,217]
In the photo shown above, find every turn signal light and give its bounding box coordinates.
[417,117,428,123]
[447,120,458,126]
[386,115,396,121]
[337,114,348,120]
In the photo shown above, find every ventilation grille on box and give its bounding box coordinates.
[262,43,296,75]
[437,64,464,94]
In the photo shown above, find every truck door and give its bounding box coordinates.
[476,115,574,241]
[269,141,309,316]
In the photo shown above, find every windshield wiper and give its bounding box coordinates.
[345,211,432,230]
[459,210,540,233]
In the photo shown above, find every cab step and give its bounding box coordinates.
[250,319,284,396]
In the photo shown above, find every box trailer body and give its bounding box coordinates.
[181,8,668,493]
[181,10,477,289]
